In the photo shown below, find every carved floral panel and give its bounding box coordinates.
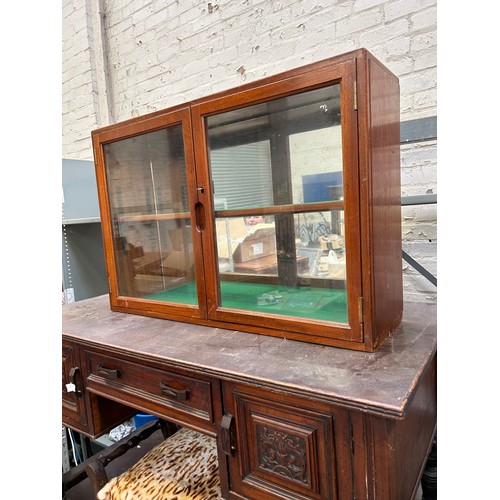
[256,423,308,483]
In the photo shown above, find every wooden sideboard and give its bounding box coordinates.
[62,295,436,500]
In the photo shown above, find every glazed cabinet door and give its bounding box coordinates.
[221,382,352,500]
[192,57,364,345]
[92,107,208,320]
[62,339,89,433]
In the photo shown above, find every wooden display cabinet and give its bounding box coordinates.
[92,48,402,351]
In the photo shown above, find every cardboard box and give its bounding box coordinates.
[233,228,276,263]
[215,218,247,259]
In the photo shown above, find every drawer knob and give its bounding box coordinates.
[160,381,189,401]
[97,366,120,379]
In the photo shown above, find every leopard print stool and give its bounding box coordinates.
[97,427,221,499]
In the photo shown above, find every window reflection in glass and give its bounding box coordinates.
[207,84,343,209]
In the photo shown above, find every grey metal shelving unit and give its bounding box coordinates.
[62,159,108,302]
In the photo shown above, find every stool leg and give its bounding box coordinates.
[159,419,179,439]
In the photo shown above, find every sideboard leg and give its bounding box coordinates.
[421,437,437,500]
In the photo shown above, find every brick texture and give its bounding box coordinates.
[62,0,437,302]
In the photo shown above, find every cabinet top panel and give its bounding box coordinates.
[63,295,434,418]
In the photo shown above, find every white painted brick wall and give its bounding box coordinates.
[63,0,437,157]
[62,0,437,302]
[62,0,101,157]
[400,138,437,302]
[128,2,432,121]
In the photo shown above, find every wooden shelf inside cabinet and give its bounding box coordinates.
[214,201,345,219]
[91,48,402,351]
[117,212,191,223]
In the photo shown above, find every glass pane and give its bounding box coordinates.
[103,126,197,304]
[210,141,273,210]
[206,84,343,209]
[216,210,347,323]
[208,83,347,324]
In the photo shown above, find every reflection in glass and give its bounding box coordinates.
[210,141,273,210]
[216,210,347,323]
[103,126,197,304]
[207,84,343,209]
[207,83,348,324]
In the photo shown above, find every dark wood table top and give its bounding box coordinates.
[63,295,436,418]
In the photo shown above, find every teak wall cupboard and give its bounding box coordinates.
[92,48,403,351]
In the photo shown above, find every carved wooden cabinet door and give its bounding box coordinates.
[62,339,89,433]
[221,382,352,500]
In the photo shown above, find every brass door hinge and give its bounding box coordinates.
[353,81,358,111]
[358,296,364,323]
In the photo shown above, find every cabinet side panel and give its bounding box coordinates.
[393,353,437,499]
[367,354,436,499]
[367,57,403,348]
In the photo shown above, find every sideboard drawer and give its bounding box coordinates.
[84,350,214,426]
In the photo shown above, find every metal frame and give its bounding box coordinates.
[399,115,437,288]
[401,193,437,286]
